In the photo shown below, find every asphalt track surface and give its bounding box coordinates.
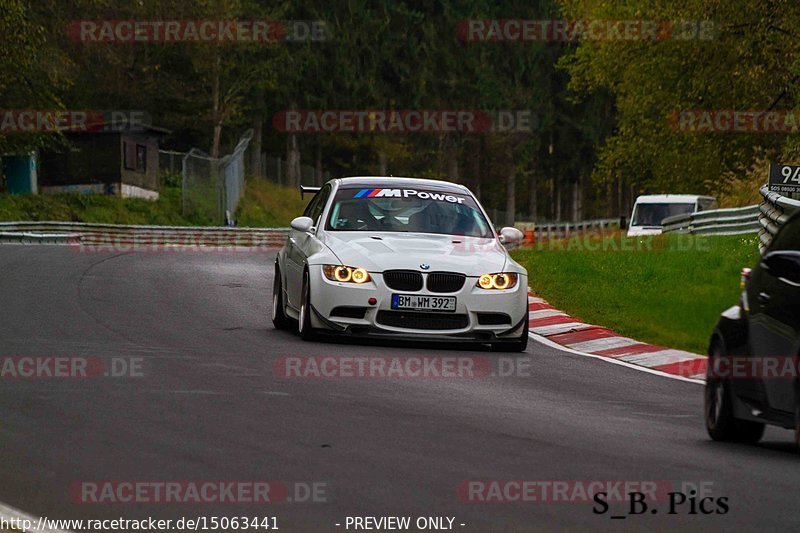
[0,246,798,532]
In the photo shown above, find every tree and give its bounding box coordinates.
[559,0,800,206]
[0,0,73,153]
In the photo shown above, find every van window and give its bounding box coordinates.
[631,203,694,227]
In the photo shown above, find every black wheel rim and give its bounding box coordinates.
[705,378,723,429]
[299,275,309,333]
[272,269,281,319]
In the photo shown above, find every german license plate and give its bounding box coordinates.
[391,294,456,312]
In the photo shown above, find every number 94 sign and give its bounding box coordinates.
[769,162,800,194]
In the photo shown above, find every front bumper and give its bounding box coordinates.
[306,265,529,342]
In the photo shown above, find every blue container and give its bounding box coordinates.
[3,153,38,194]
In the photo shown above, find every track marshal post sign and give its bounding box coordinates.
[769,162,800,194]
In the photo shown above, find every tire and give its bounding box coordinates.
[298,271,318,341]
[794,377,800,452]
[794,401,800,452]
[492,317,529,353]
[272,263,294,330]
[705,342,764,444]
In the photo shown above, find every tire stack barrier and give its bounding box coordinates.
[757,185,800,251]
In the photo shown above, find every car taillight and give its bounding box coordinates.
[740,267,751,289]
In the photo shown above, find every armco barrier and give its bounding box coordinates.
[0,232,81,245]
[0,222,289,248]
[662,205,760,235]
[661,186,800,252]
[758,185,800,250]
[515,218,620,242]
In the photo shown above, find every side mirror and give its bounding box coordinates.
[761,251,800,285]
[290,216,315,233]
[498,227,524,245]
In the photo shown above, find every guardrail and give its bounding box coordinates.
[659,186,800,251]
[0,221,289,248]
[662,205,761,235]
[515,218,620,241]
[0,232,81,245]
[757,185,800,250]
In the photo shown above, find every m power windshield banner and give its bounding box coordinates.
[351,188,467,204]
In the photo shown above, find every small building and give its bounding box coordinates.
[1,153,38,194]
[38,126,168,200]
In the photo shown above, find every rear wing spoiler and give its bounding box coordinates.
[300,185,321,199]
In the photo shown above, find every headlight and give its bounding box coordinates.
[323,265,372,284]
[476,273,518,290]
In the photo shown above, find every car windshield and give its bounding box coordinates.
[326,187,493,238]
[631,203,695,227]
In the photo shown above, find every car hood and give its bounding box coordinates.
[319,232,510,275]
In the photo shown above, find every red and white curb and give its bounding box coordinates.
[528,294,706,384]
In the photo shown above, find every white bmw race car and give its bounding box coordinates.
[272,177,530,351]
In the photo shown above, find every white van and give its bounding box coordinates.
[627,194,717,237]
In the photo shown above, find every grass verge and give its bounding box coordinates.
[235,179,309,228]
[0,178,303,227]
[511,233,761,355]
[0,186,190,225]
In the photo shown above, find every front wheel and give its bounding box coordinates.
[794,378,800,452]
[272,264,294,330]
[705,342,764,444]
[794,402,800,452]
[298,271,318,341]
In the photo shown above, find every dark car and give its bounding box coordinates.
[705,210,800,446]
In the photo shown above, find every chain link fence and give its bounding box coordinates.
[261,155,328,186]
[220,130,252,222]
[181,148,220,223]
[160,134,340,224]
[159,150,185,177]
[159,130,253,225]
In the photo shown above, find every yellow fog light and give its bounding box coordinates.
[476,273,518,290]
[478,274,494,289]
[352,268,369,284]
[335,266,352,282]
[494,274,510,290]
[323,265,372,284]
